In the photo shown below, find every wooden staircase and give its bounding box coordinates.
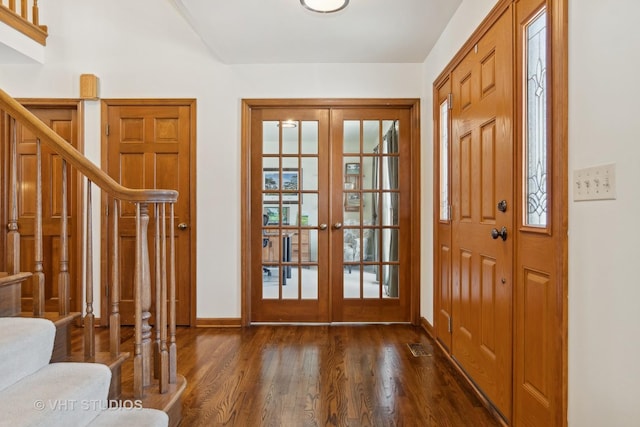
[0,88,185,426]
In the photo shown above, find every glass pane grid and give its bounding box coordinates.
[261,118,320,303]
[524,10,548,227]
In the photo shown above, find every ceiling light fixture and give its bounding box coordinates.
[279,120,297,128]
[300,0,349,14]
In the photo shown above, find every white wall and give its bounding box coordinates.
[0,0,422,319]
[421,0,640,425]
[567,0,640,424]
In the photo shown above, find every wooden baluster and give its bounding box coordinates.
[84,181,95,358]
[20,0,27,19]
[9,1,16,13]
[7,118,20,275]
[134,202,143,398]
[33,138,44,317]
[154,203,161,380]
[159,203,169,392]
[134,202,152,398]
[110,199,120,357]
[32,0,39,26]
[58,159,69,315]
[169,203,177,383]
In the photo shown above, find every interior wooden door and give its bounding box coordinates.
[10,105,80,313]
[450,9,514,421]
[103,101,194,326]
[248,102,417,324]
[330,108,413,322]
[250,108,331,322]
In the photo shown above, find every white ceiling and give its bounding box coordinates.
[170,0,462,64]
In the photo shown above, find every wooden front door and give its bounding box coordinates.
[246,101,419,324]
[102,101,195,326]
[9,104,81,313]
[450,10,513,420]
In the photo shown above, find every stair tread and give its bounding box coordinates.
[88,407,168,427]
[20,311,82,325]
[0,362,112,427]
[64,351,131,369]
[0,271,32,286]
[120,374,186,423]
[0,317,55,392]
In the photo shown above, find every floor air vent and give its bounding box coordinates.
[407,343,431,357]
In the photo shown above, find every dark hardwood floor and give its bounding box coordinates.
[74,324,500,427]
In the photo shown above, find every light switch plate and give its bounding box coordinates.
[573,163,616,201]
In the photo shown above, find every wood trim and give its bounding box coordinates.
[99,98,197,327]
[0,6,47,45]
[196,318,242,328]
[419,316,434,338]
[240,100,252,327]
[242,98,420,109]
[409,100,421,325]
[241,98,421,325]
[550,0,569,424]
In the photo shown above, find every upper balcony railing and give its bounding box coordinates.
[0,0,48,45]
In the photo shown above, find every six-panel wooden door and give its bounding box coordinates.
[450,9,514,421]
[102,101,194,325]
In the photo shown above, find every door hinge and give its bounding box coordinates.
[448,317,452,334]
[448,93,453,110]
[448,204,452,220]
[105,124,110,136]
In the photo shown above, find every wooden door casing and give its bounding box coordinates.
[102,101,195,326]
[8,104,82,313]
[450,9,513,421]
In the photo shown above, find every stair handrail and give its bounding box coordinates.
[1,87,180,400]
[0,89,178,203]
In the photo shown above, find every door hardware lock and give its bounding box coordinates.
[490,226,508,241]
[497,200,507,213]
[177,223,188,230]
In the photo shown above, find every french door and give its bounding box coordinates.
[246,101,418,323]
